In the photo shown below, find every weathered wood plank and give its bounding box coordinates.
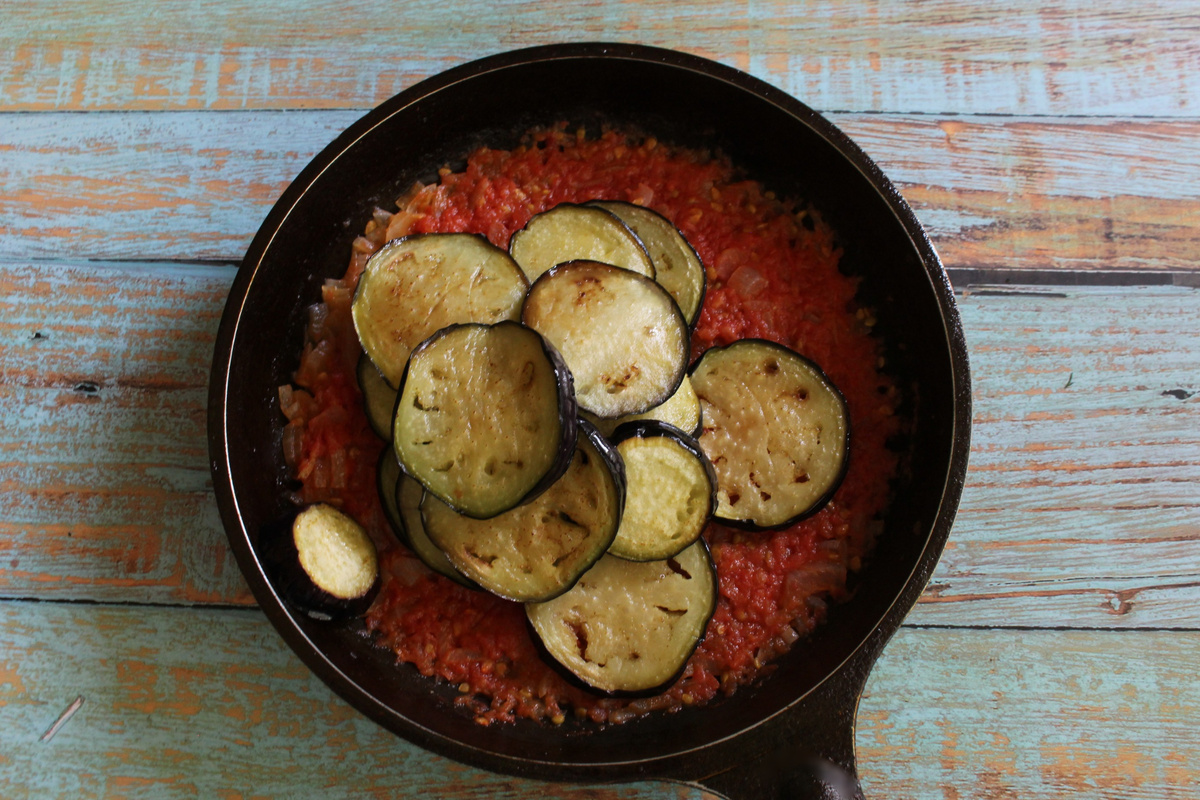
[908,285,1200,628]
[1,112,1198,272]
[0,260,251,604]
[2,602,1196,797]
[0,601,699,799]
[2,260,1197,628]
[3,0,1199,115]
[857,628,1200,799]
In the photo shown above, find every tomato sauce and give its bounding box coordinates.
[280,126,900,725]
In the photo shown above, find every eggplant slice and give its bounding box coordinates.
[589,201,706,327]
[392,321,577,520]
[523,260,688,419]
[263,503,380,620]
[690,339,849,529]
[358,354,398,441]
[526,539,716,694]
[509,203,655,283]
[352,233,528,386]
[608,421,716,561]
[420,421,625,603]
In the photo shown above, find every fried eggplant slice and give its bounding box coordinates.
[352,233,528,386]
[420,421,624,602]
[526,539,716,694]
[589,200,706,327]
[393,321,577,519]
[608,421,716,561]
[508,203,655,282]
[262,503,380,620]
[690,339,849,529]
[522,260,688,419]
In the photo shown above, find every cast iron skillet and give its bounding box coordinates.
[208,43,971,799]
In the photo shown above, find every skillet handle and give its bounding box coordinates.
[681,643,876,800]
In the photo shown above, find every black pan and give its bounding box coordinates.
[208,43,971,799]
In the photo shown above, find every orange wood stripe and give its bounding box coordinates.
[0,113,1197,272]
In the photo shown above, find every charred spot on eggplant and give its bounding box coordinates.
[525,539,716,695]
[420,420,624,603]
[392,321,577,520]
[608,420,716,561]
[522,260,688,419]
[352,233,528,386]
[509,203,655,283]
[262,503,380,620]
[690,339,849,529]
[588,200,706,327]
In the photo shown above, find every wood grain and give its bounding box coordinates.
[909,285,1200,629]
[1,601,1195,798]
[2,260,1196,630]
[857,628,1200,799]
[0,601,699,799]
[1,112,1197,272]
[3,0,1198,115]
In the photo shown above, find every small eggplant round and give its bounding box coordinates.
[607,419,718,561]
[260,503,380,621]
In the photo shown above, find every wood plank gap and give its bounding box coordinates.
[0,595,259,612]
[947,267,1200,287]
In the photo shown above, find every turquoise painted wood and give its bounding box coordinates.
[3,0,1198,116]
[2,113,1198,271]
[0,602,702,799]
[2,0,1199,795]
[2,602,1197,798]
[2,258,1197,631]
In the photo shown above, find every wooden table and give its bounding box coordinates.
[2,2,1198,797]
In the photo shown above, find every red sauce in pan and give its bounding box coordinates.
[279,126,900,725]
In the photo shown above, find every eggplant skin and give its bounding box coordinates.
[260,503,380,621]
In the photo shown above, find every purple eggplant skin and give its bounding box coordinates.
[689,338,851,532]
[260,503,381,621]
[392,321,580,520]
[578,416,627,525]
[376,448,409,546]
[524,537,718,699]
